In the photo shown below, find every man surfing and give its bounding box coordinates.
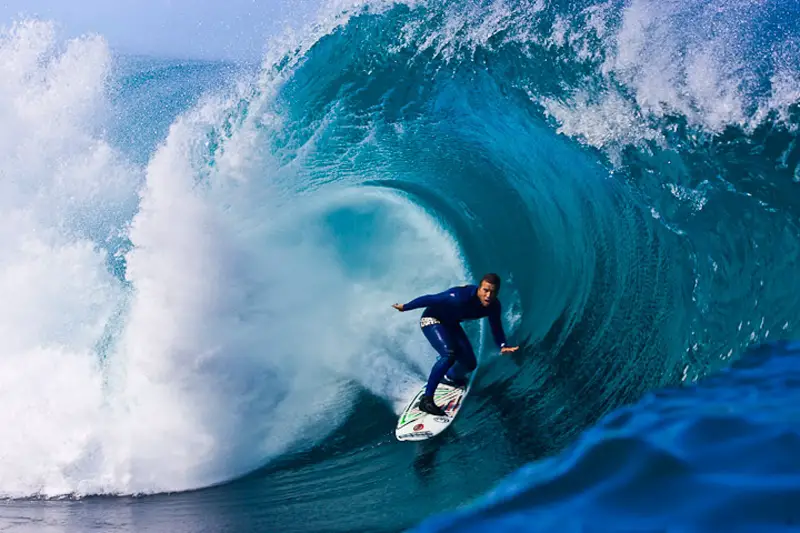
[392,273,519,416]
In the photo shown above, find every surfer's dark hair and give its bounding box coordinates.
[481,273,501,288]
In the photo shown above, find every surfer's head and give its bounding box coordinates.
[477,273,500,307]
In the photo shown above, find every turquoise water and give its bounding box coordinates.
[0,1,799,531]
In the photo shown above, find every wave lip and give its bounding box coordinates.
[409,340,800,533]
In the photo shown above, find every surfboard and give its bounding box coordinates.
[395,382,468,441]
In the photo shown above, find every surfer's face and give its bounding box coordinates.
[477,281,497,307]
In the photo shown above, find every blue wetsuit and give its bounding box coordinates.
[402,285,507,397]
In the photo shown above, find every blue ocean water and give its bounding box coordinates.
[0,0,799,531]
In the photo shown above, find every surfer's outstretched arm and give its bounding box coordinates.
[393,289,456,312]
[489,303,519,353]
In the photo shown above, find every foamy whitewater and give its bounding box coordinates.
[0,16,465,497]
[0,0,799,531]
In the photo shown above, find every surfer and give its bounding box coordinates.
[392,273,519,416]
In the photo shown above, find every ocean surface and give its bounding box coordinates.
[1,0,800,531]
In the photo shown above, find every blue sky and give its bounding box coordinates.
[0,0,321,61]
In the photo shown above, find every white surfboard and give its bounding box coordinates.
[395,382,468,441]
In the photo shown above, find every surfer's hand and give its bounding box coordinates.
[392,303,405,312]
[500,346,519,354]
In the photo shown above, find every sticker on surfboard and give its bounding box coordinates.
[395,383,468,441]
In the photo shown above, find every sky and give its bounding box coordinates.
[0,0,322,61]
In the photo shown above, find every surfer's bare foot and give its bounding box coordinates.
[418,395,446,416]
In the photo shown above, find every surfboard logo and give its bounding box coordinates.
[413,423,424,431]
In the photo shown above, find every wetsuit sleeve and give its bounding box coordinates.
[488,303,507,348]
[402,288,456,311]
